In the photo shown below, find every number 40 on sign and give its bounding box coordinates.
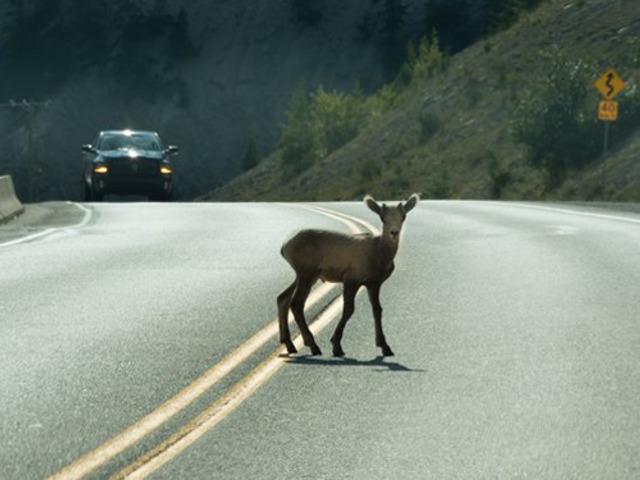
[598,100,618,122]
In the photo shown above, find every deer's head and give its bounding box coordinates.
[364,193,419,242]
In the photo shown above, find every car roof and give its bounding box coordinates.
[99,130,159,136]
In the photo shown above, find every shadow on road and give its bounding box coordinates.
[283,355,425,373]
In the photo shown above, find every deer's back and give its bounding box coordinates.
[281,229,374,282]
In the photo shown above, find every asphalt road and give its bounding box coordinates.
[1,201,640,479]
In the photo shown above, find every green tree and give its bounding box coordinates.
[279,85,322,174]
[424,0,475,53]
[292,0,323,26]
[513,50,599,186]
[380,0,409,77]
[313,87,366,154]
[242,136,261,171]
[170,8,198,60]
[485,0,527,34]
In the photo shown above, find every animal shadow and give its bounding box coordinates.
[284,355,425,373]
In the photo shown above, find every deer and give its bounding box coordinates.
[276,193,419,357]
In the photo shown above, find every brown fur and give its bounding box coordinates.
[277,194,419,357]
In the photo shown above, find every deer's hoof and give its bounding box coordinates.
[310,345,322,356]
[381,346,395,357]
[332,346,345,357]
[284,342,298,354]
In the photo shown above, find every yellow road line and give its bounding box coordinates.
[305,205,379,235]
[112,298,344,480]
[48,284,335,480]
[50,204,373,479]
[111,205,377,479]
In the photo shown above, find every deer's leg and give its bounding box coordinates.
[367,283,394,356]
[277,281,297,354]
[290,278,321,355]
[330,282,358,357]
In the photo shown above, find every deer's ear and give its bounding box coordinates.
[402,193,420,214]
[364,195,382,215]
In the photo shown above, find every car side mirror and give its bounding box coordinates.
[82,144,96,154]
[166,145,179,156]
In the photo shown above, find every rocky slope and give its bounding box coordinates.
[206,0,640,202]
[0,0,428,200]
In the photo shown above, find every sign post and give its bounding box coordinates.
[593,69,624,190]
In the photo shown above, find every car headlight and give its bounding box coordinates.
[160,165,173,175]
[94,165,109,174]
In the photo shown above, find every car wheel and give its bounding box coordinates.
[92,189,104,202]
[149,193,172,202]
[83,183,93,202]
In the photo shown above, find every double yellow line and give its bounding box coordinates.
[50,204,377,480]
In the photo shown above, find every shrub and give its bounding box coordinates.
[360,159,382,181]
[408,32,447,84]
[292,0,323,26]
[418,111,440,142]
[279,86,322,174]
[279,86,367,174]
[512,50,600,186]
[313,87,367,154]
[488,154,512,199]
[242,136,260,171]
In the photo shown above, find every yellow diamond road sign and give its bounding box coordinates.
[594,68,624,99]
[598,100,618,122]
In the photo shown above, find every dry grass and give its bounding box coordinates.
[206,0,640,201]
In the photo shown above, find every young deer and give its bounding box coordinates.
[277,194,419,357]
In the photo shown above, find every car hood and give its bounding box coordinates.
[99,149,165,160]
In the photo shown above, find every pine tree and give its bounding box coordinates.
[380,0,409,78]
[170,8,197,60]
[424,0,475,54]
[242,136,261,171]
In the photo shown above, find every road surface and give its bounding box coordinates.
[1,201,639,479]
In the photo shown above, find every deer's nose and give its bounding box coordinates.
[390,230,400,238]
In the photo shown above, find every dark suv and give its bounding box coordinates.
[82,130,178,201]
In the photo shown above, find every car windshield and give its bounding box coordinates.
[98,133,162,151]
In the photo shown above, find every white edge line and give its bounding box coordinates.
[439,200,640,226]
[508,202,640,225]
[0,202,93,248]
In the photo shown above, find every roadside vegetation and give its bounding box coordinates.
[208,0,640,202]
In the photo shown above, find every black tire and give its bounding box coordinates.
[83,183,93,202]
[92,189,104,202]
[149,193,172,202]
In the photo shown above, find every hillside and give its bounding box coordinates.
[0,0,431,201]
[205,0,640,202]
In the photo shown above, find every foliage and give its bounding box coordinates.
[356,0,409,79]
[424,0,476,54]
[280,85,369,173]
[242,136,261,171]
[407,33,447,84]
[279,86,322,174]
[169,8,199,61]
[313,87,368,153]
[424,0,547,54]
[364,84,401,124]
[512,50,600,186]
[418,111,440,142]
[0,0,199,101]
[380,0,409,76]
[360,159,382,181]
[425,166,451,199]
[488,153,512,199]
[291,0,323,26]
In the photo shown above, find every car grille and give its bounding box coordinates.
[109,158,159,178]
